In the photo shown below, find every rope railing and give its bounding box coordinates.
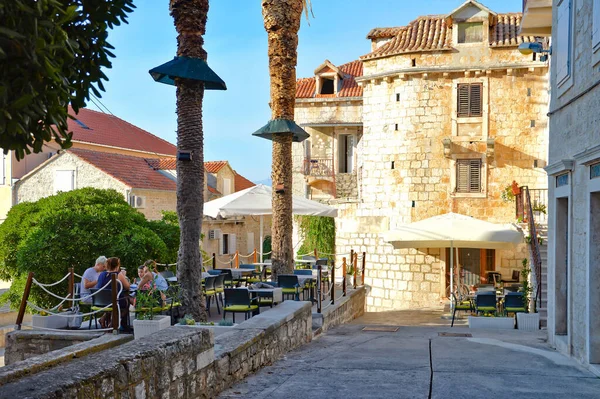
[203,257,214,265]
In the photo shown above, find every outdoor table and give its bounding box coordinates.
[218,268,253,280]
[249,287,283,304]
[295,259,315,267]
[166,272,211,283]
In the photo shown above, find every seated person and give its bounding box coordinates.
[96,257,131,330]
[80,256,107,304]
[137,262,169,292]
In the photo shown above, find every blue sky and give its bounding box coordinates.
[91,0,523,182]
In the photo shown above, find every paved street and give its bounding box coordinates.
[220,312,600,398]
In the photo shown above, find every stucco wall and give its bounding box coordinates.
[131,188,176,221]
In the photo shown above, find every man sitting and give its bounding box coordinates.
[80,256,107,304]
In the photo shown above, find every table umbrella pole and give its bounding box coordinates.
[259,215,264,263]
[450,240,454,304]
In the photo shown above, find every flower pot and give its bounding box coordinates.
[468,316,514,330]
[32,314,69,330]
[511,181,521,195]
[133,315,171,339]
[516,312,539,331]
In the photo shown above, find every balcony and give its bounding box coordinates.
[520,0,552,37]
[302,158,334,177]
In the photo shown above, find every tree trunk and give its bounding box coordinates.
[170,0,208,321]
[262,0,304,281]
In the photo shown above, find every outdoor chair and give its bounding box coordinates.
[160,270,175,280]
[475,291,497,316]
[223,288,260,323]
[88,288,115,329]
[476,284,495,292]
[314,258,330,292]
[240,264,261,285]
[299,255,316,269]
[504,292,527,316]
[207,270,222,276]
[216,269,235,288]
[278,275,301,301]
[294,270,314,299]
[214,274,225,307]
[162,284,182,325]
[203,276,219,316]
[451,293,473,327]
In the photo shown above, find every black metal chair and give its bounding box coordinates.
[163,283,182,325]
[475,291,497,316]
[504,292,527,316]
[278,275,301,301]
[204,276,219,316]
[240,264,261,285]
[215,269,235,287]
[214,274,225,307]
[207,270,222,276]
[223,288,259,323]
[88,288,114,329]
[451,293,473,327]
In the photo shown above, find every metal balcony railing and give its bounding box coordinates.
[302,158,334,177]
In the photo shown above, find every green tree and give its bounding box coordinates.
[296,216,335,260]
[0,0,135,159]
[0,188,176,310]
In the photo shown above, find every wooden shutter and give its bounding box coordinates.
[54,170,75,194]
[228,234,237,255]
[594,0,600,50]
[556,0,571,85]
[456,159,481,193]
[247,232,255,254]
[457,83,482,117]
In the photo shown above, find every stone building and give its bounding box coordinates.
[293,0,550,310]
[523,0,600,370]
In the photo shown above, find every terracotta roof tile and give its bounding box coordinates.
[362,13,537,60]
[366,27,404,40]
[146,158,176,170]
[204,161,228,173]
[68,108,176,156]
[69,149,176,191]
[296,60,363,99]
[234,172,255,192]
[208,186,221,194]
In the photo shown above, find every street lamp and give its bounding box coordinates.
[518,42,551,62]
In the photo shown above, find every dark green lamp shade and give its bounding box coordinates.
[252,119,310,142]
[149,56,226,90]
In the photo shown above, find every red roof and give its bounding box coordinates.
[234,172,255,192]
[296,60,363,99]
[208,186,221,194]
[146,158,176,170]
[205,161,228,173]
[69,149,176,191]
[68,108,176,156]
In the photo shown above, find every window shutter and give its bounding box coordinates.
[228,234,236,255]
[54,170,75,194]
[594,0,600,50]
[218,237,224,255]
[556,0,571,85]
[469,159,481,192]
[0,153,5,185]
[457,84,470,117]
[456,160,470,192]
[223,178,232,195]
[247,232,254,254]
[469,84,482,117]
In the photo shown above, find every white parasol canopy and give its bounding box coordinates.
[382,213,523,301]
[203,184,338,261]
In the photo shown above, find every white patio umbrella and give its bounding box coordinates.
[203,184,338,261]
[382,213,523,300]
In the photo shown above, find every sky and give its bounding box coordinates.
[91,0,523,182]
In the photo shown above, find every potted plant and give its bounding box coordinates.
[516,259,540,331]
[133,286,170,339]
[32,309,69,329]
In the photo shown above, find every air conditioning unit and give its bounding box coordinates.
[129,195,146,209]
[208,229,222,240]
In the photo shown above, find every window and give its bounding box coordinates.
[556,0,572,85]
[338,134,354,173]
[457,22,483,43]
[556,173,569,187]
[591,162,600,179]
[220,233,236,255]
[54,170,75,194]
[320,78,334,94]
[457,83,482,117]
[222,178,231,195]
[594,0,600,51]
[456,159,481,193]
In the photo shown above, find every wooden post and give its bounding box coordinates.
[68,268,74,304]
[16,272,34,330]
[353,252,358,289]
[362,252,366,286]
[212,253,216,270]
[314,248,318,260]
[350,249,355,288]
[317,264,322,313]
[253,248,257,264]
[342,257,347,297]
[111,274,118,334]
[331,260,335,305]
[235,251,239,268]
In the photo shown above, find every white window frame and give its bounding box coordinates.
[556,0,574,95]
[53,170,75,194]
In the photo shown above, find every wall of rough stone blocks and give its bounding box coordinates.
[545,0,600,366]
[131,188,176,220]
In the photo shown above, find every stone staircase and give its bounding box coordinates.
[537,227,548,328]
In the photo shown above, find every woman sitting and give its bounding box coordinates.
[96,257,131,331]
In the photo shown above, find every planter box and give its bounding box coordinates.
[468,316,514,330]
[133,315,171,339]
[32,314,69,330]
[517,313,540,331]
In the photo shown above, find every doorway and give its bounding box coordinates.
[338,134,354,174]
[445,248,496,293]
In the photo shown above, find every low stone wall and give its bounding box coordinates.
[314,286,366,333]
[5,330,107,365]
[0,301,312,398]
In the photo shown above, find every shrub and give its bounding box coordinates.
[0,188,179,310]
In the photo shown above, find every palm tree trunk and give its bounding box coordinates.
[170,0,208,321]
[262,0,304,281]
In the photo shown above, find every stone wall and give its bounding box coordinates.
[314,286,366,333]
[130,188,176,221]
[5,331,107,365]
[0,301,312,398]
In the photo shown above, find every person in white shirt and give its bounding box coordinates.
[80,256,107,304]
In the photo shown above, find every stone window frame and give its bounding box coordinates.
[315,72,341,96]
[555,0,575,97]
[449,153,487,199]
[451,78,489,142]
[451,15,489,47]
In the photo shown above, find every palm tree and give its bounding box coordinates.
[261,0,307,281]
[169,0,209,321]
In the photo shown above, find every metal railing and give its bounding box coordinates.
[523,186,543,309]
[516,188,548,225]
[302,158,334,177]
